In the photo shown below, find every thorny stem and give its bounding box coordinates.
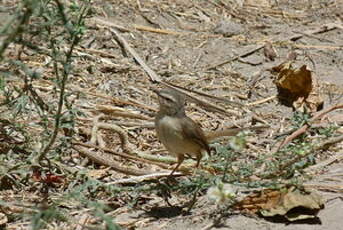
[38,0,89,162]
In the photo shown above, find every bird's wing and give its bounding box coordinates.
[180,116,211,154]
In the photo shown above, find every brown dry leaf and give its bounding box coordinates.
[234,187,324,221]
[273,64,324,112]
[260,187,324,221]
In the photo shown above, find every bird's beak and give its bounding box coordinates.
[152,88,161,96]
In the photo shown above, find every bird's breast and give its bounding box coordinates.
[157,116,183,141]
[156,116,201,155]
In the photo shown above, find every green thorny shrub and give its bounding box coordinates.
[0,1,122,229]
[0,0,89,172]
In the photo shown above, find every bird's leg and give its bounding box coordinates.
[195,152,202,168]
[169,154,184,176]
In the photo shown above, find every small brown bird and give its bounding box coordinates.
[153,88,210,175]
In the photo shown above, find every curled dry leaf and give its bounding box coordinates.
[234,186,324,221]
[259,187,324,221]
[272,63,324,112]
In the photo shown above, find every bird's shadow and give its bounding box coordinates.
[144,205,184,218]
[139,178,197,219]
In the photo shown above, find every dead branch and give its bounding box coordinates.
[96,105,151,120]
[277,103,343,150]
[246,95,277,107]
[106,172,183,185]
[73,146,152,176]
[109,28,161,83]
[72,141,170,169]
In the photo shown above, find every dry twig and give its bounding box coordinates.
[73,146,152,176]
[277,103,343,150]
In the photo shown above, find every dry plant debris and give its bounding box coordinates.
[272,62,324,112]
[235,186,324,221]
[0,0,343,229]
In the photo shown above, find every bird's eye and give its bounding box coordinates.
[162,96,174,103]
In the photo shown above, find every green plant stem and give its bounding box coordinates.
[38,1,89,161]
[262,135,343,179]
